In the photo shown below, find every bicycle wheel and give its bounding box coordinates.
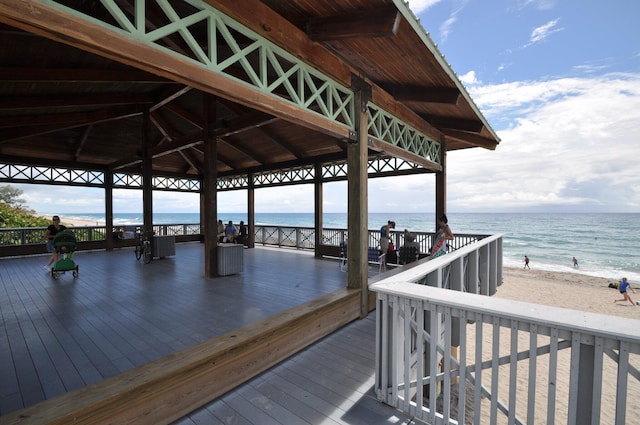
[143,243,152,264]
[135,242,143,261]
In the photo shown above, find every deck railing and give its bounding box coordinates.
[0,223,485,258]
[371,235,640,425]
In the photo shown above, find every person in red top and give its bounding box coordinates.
[44,215,66,270]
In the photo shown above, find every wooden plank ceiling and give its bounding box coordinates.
[0,0,499,180]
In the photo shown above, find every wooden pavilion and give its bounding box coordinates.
[0,0,499,423]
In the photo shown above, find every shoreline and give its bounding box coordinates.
[499,266,640,320]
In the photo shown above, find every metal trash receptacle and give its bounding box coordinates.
[153,235,176,258]
[218,243,244,275]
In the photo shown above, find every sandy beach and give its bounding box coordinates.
[498,266,640,320]
[462,267,640,424]
[40,214,104,227]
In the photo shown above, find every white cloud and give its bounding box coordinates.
[529,18,563,44]
[446,72,640,212]
[406,0,444,15]
[459,70,480,85]
[436,1,470,43]
[511,0,557,13]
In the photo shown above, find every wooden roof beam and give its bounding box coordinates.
[0,93,154,110]
[179,149,204,174]
[0,67,170,83]
[306,6,401,41]
[256,127,306,160]
[423,115,485,133]
[0,106,142,143]
[73,125,92,162]
[149,131,203,159]
[368,138,441,172]
[217,137,266,166]
[382,85,460,105]
[216,111,279,138]
[442,129,498,150]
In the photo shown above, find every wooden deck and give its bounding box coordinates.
[0,243,418,424]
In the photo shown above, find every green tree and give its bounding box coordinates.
[0,185,27,207]
[0,185,49,227]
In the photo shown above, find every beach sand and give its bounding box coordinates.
[459,267,640,424]
[41,214,104,227]
[499,266,640,320]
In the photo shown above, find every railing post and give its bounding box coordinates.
[574,343,595,425]
[489,239,498,295]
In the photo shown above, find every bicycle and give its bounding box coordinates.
[134,231,153,264]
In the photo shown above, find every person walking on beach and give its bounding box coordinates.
[572,256,579,268]
[44,215,66,270]
[613,277,638,306]
[523,255,530,270]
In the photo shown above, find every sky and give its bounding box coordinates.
[6,0,640,215]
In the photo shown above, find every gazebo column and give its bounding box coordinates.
[435,134,447,229]
[105,170,114,250]
[203,94,219,277]
[314,162,323,258]
[349,76,371,318]
[247,173,255,248]
[141,107,153,242]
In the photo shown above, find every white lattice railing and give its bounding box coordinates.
[371,237,640,425]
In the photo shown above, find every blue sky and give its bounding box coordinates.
[8,0,640,214]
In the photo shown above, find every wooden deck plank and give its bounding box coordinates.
[175,315,421,425]
[0,243,348,416]
[0,243,419,425]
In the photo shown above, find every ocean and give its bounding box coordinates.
[54,212,640,283]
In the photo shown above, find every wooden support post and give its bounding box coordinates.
[141,107,153,242]
[203,94,218,277]
[105,170,114,250]
[349,75,370,319]
[247,173,255,248]
[435,134,447,229]
[314,162,323,258]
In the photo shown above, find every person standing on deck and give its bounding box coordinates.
[380,220,395,255]
[217,219,225,243]
[44,215,66,270]
[430,214,453,258]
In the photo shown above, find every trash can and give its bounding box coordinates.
[153,235,176,258]
[218,243,243,275]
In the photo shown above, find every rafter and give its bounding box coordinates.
[149,131,203,159]
[368,137,440,171]
[442,129,498,150]
[179,149,203,174]
[382,85,460,105]
[0,67,169,82]
[424,116,485,133]
[0,93,154,110]
[0,106,142,143]
[256,127,306,160]
[74,125,92,162]
[306,6,400,41]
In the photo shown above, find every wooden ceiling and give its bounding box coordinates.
[0,0,499,180]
